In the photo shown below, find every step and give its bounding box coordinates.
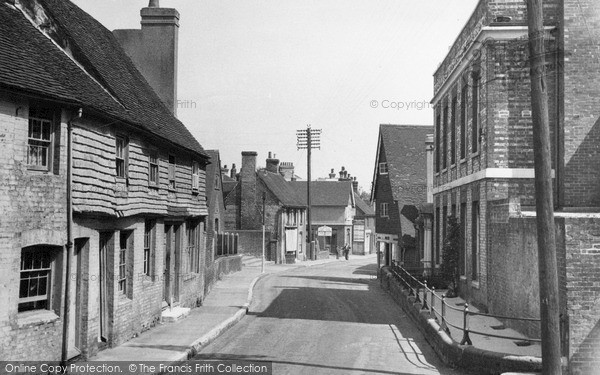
[161,306,190,323]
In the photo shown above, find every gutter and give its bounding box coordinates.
[61,107,83,365]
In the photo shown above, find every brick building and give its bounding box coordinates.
[353,193,375,256]
[290,180,356,256]
[224,152,307,263]
[432,0,600,372]
[0,0,211,361]
[371,125,433,268]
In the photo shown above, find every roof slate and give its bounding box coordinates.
[258,170,306,207]
[0,0,207,157]
[289,181,354,207]
[377,124,433,206]
[354,193,375,216]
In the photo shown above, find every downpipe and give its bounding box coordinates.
[61,107,83,365]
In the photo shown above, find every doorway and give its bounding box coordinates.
[67,238,87,359]
[164,223,181,307]
[98,233,111,346]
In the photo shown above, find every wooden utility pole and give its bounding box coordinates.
[297,126,321,260]
[526,1,562,373]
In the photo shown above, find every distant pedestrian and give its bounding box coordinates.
[343,244,350,260]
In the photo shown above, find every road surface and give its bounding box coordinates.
[194,256,471,375]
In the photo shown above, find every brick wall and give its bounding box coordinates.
[240,152,259,229]
[565,217,600,374]
[487,203,543,338]
[234,230,267,257]
[0,95,68,361]
[562,0,600,208]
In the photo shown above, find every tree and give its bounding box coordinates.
[441,216,461,297]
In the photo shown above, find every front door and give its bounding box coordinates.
[98,233,110,345]
[163,224,181,307]
[164,224,172,307]
[67,238,86,358]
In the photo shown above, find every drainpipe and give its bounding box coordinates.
[61,107,83,365]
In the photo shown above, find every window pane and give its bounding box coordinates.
[41,121,51,141]
[19,279,28,298]
[30,119,41,139]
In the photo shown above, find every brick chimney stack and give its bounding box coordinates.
[352,177,359,193]
[279,162,295,181]
[113,1,180,115]
[240,152,259,229]
[266,151,280,174]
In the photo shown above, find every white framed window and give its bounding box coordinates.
[143,220,155,277]
[192,161,200,192]
[115,136,128,179]
[118,231,133,298]
[19,246,55,312]
[149,152,159,187]
[380,202,389,217]
[27,106,54,171]
[186,220,200,274]
[379,162,388,175]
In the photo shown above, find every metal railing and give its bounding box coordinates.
[389,262,541,346]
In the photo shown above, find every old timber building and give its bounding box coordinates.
[0,0,211,361]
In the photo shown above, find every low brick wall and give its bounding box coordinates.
[379,267,542,375]
[204,255,243,296]
[233,230,266,257]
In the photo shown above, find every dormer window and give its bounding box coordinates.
[379,162,388,175]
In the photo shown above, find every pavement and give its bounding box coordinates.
[428,292,541,358]
[87,254,342,367]
[85,254,540,374]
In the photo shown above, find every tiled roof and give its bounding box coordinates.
[289,181,353,207]
[0,0,207,158]
[258,170,306,207]
[205,150,220,195]
[378,125,433,206]
[354,193,375,216]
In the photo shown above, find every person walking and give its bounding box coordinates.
[343,243,350,260]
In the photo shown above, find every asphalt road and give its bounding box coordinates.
[194,256,471,375]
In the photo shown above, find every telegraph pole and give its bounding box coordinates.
[262,192,266,273]
[297,126,321,260]
[526,1,562,373]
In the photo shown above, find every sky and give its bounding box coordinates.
[71,0,479,194]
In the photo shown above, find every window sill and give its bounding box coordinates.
[471,151,480,158]
[148,183,159,190]
[460,158,467,164]
[26,166,51,173]
[191,188,199,195]
[460,275,467,281]
[471,280,480,289]
[17,309,59,328]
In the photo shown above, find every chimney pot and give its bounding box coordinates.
[148,0,159,7]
